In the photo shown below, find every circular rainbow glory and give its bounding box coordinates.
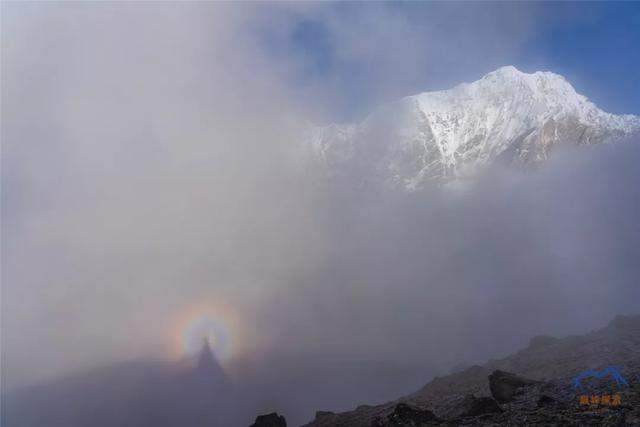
[171,299,242,362]
[183,315,232,360]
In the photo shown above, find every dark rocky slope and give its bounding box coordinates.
[303,315,640,426]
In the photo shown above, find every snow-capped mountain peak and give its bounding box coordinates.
[309,66,640,189]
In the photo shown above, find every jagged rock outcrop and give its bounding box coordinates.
[371,403,440,427]
[536,394,557,408]
[313,411,337,424]
[488,370,539,403]
[249,412,287,427]
[446,394,502,419]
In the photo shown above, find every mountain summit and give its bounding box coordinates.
[309,66,640,189]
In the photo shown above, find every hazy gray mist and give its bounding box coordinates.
[2,2,639,426]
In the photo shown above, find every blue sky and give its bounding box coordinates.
[265,2,640,121]
[520,2,640,115]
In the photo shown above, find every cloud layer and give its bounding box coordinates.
[2,3,639,425]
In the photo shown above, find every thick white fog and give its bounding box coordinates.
[2,3,639,425]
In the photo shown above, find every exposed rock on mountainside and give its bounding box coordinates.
[304,314,640,426]
[250,412,287,427]
[446,394,502,419]
[488,370,539,403]
[371,403,441,427]
[309,66,640,189]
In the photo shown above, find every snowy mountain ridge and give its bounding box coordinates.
[309,66,640,189]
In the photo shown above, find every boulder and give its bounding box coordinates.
[448,394,502,419]
[488,370,539,403]
[313,411,337,423]
[536,394,557,408]
[250,412,286,427]
[382,402,441,426]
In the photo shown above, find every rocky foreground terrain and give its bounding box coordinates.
[252,314,640,426]
[299,315,640,426]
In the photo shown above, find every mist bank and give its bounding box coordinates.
[261,139,640,371]
[2,3,640,425]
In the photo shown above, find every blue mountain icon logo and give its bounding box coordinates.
[572,366,629,389]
